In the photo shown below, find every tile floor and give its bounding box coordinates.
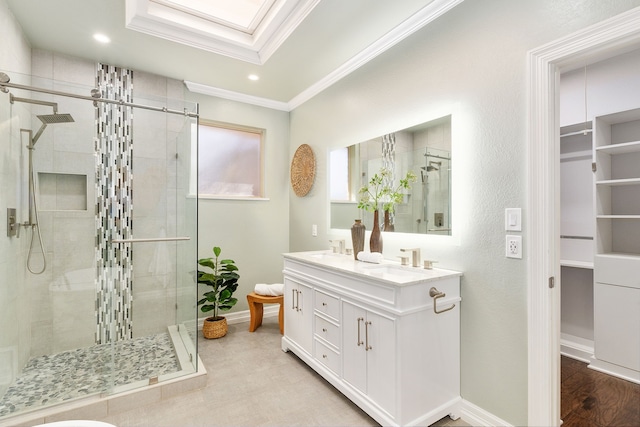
[0,333,179,418]
[98,317,470,426]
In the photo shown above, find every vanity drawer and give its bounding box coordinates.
[315,290,340,320]
[314,315,340,349]
[314,338,340,375]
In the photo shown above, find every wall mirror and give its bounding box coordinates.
[330,115,452,235]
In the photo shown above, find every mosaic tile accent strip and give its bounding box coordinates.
[0,333,179,418]
[382,132,397,224]
[95,64,134,344]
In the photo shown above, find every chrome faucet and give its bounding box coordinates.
[330,239,345,254]
[400,248,421,267]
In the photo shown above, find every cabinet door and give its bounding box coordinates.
[342,302,367,393]
[366,310,396,415]
[342,301,396,416]
[284,278,313,353]
[594,282,640,371]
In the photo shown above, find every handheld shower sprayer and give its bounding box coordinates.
[7,93,76,274]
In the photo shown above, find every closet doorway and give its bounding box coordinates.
[527,7,640,426]
[559,51,640,427]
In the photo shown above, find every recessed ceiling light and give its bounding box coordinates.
[248,74,259,81]
[93,33,111,44]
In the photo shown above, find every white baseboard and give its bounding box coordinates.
[460,399,513,427]
[588,358,640,384]
[197,305,280,329]
[560,333,594,363]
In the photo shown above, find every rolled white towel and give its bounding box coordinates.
[356,252,384,264]
[254,283,285,296]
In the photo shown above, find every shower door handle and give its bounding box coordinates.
[111,237,191,243]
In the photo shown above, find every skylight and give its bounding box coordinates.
[125,0,320,64]
[156,0,275,34]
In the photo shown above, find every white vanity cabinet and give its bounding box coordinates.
[284,277,313,354]
[281,251,462,427]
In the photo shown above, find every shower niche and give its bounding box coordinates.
[38,172,88,211]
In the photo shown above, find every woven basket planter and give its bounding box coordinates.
[202,316,228,339]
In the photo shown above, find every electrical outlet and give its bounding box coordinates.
[506,235,522,259]
[312,224,318,237]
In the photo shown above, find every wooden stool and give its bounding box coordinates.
[247,292,284,334]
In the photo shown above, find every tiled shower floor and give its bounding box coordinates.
[0,333,179,417]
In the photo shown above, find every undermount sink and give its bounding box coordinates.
[309,252,344,259]
[359,264,433,281]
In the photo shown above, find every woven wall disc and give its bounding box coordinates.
[290,144,316,197]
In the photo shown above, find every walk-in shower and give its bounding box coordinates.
[0,68,200,421]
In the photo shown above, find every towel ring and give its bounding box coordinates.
[429,287,455,314]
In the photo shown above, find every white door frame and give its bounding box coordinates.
[527,7,640,426]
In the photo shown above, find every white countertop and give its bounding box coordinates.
[283,250,462,286]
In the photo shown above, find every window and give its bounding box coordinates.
[329,147,350,200]
[198,120,264,198]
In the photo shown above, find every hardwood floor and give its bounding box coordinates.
[561,356,640,427]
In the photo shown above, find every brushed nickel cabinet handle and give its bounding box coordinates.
[357,317,364,346]
[365,321,372,351]
[292,289,296,310]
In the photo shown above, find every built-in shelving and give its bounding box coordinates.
[560,121,594,266]
[560,121,596,363]
[592,108,640,383]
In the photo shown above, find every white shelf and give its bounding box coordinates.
[560,150,592,161]
[596,252,640,260]
[595,140,640,154]
[561,121,592,137]
[560,260,594,269]
[597,215,640,219]
[596,177,640,186]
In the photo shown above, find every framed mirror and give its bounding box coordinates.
[330,115,451,235]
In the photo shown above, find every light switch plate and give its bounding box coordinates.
[505,208,522,231]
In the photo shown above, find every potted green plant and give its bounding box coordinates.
[197,246,239,339]
[358,168,417,251]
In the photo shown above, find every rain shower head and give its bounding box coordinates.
[29,112,75,146]
[37,113,75,124]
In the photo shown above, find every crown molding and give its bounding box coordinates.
[184,81,291,111]
[185,0,464,111]
[288,0,464,109]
